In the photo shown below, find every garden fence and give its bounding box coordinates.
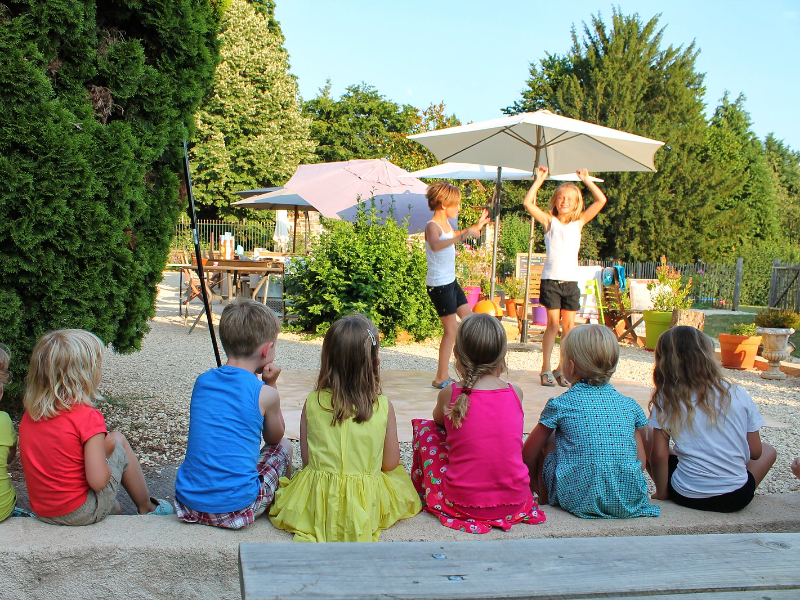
[580,258,743,311]
[768,259,800,312]
[172,215,279,254]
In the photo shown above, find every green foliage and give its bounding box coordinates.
[754,309,800,330]
[500,277,527,300]
[647,256,693,312]
[498,213,532,278]
[190,0,315,217]
[304,82,418,163]
[283,207,441,342]
[765,134,800,250]
[508,9,716,262]
[0,1,221,407]
[738,241,800,306]
[729,323,757,336]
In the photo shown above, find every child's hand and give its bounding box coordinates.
[576,168,590,183]
[262,363,281,388]
[535,165,549,182]
[791,456,800,480]
[477,208,492,229]
[651,491,668,501]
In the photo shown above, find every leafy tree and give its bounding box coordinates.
[303,82,418,163]
[765,134,800,249]
[190,0,315,217]
[0,0,220,405]
[507,9,715,262]
[701,94,778,259]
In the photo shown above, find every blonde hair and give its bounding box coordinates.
[0,343,10,399]
[426,181,461,211]
[560,324,618,385]
[23,329,104,421]
[650,326,730,439]
[449,313,507,428]
[316,314,381,425]
[549,182,584,223]
[219,298,281,358]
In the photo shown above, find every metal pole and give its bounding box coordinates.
[489,167,503,299]
[183,138,222,367]
[520,133,543,344]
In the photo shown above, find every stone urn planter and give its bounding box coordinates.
[755,328,795,380]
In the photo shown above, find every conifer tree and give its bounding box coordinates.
[190,0,315,216]
[765,134,800,249]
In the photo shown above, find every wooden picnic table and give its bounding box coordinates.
[179,260,284,303]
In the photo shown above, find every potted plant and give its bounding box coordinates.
[644,256,693,350]
[754,309,799,380]
[456,242,492,309]
[719,323,762,370]
[500,277,526,319]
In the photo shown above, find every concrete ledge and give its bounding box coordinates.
[2,494,799,599]
[714,349,800,377]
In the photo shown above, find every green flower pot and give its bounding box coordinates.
[643,310,673,350]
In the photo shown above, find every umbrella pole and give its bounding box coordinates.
[183,138,222,367]
[305,210,310,252]
[489,167,503,299]
[521,138,543,344]
[292,210,298,253]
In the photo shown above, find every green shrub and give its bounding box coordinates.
[754,309,800,330]
[498,213,532,278]
[0,1,220,410]
[729,323,757,336]
[283,207,441,342]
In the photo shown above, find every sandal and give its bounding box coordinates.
[148,497,175,516]
[432,377,456,389]
[553,370,570,388]
[539,371,555,387]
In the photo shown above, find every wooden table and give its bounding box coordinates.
[181,260,284,303]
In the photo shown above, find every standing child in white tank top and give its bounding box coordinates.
[522,166,607,387]
[425,182,491,389]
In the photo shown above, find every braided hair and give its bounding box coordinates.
[447,313,507,428]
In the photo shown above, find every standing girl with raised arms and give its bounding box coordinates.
[522,166,606,387]
[425,181,491,389]
[649,326,776,512]
[269,314,420,541]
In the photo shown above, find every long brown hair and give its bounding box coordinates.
[650,326,731,438]
[316,314,381,425]
[448,313,507,428]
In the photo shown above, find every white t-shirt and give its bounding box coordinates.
[541,218,582,281]
[425,221,456,287]
[649,384,765,498]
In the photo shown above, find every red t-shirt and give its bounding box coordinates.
[19,404,107,517]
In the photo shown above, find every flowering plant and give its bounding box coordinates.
[456,242,497,287]
[647,255,693,312]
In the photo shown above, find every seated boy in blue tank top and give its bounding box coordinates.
[174,298,293,529]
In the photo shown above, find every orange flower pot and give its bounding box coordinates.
[719,333,762,370]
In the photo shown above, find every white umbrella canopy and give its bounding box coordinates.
[408,162,603,182]
[408,110,663,174]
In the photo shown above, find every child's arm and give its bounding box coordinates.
[299,403,308,468]
[7,443,15,465]
[635,428,647,471]
[382,401,401,472]
[260,385,285,445]
[432,385,452,427]
[577,169,607,225]
[84,433,112,492]
[791,457,800,480]
[522,166,553,227]
[521,423,554,470]
[425,209,491,252]
[650,428,671,500]
[746,430,763,460]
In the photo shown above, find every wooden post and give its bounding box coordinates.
[733,257,743,311]
[768,258,780,308]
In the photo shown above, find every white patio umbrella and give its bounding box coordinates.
[407,162,604,299]
[408,110,664,342]
[272,210,290,253]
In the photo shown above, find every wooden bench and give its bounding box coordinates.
[239,533,800,599]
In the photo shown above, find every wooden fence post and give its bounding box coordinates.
[733,257,743,311]
[768,258,780,308]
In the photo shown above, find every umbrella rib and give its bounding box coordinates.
[441,128,534,161]
[541,132,656,171]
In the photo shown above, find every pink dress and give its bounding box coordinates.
[411,384,546,534]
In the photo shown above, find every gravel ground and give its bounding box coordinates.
[96,272,800,496]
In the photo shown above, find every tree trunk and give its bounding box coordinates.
[670,309,705,331]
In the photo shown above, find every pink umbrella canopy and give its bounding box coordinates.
[283,159,429,218]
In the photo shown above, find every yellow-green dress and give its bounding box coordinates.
[269,391,420,542]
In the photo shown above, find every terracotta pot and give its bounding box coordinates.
[719,333,762,370]
[504,298,519,319]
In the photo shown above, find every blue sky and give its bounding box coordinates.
[275,0,799,151]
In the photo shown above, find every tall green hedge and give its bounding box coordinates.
[0,1,221,407]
